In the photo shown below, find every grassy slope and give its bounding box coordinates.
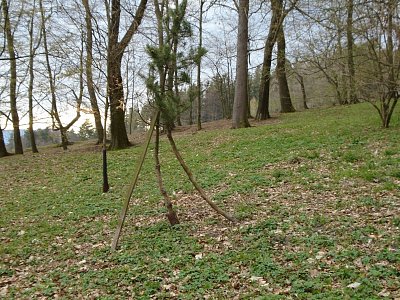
[0,103,399,299]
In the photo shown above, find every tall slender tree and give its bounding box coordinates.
[294,70,308,110]
[346,0,357,104]
[39,0,83,150]
[232,0,250,128]
[196,0,205,130]
[82,0,104,144]
[27,0,41,153]
[2,0,23,154]
[148,0,191,225]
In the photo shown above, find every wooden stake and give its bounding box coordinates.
[166,129,237,223]
[111,109,159,251]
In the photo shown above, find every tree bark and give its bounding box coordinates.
[155,120,179,225]
[108,0,148,150]
[82,0,104,144]
[382,0,398,128]
[0,127,10,158]
[232,0,250,128]
[257,0,284,120]
[276,25,295,113]
[28,0,40,153]
[296,73,308,110]
[2,0,23,154]
[197,0,205,130]
[346,0,357,104]
[225,41,234,119]
[108,57,130,149]
[175,68,182,126]
[60,128,69,151]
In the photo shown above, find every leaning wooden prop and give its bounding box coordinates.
[111,109,236,251]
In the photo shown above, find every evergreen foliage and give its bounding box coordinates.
[78,119,97,140]
[145,0,198,128]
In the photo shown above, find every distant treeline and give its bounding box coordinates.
[5,120,97,151]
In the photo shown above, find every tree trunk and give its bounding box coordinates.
[108,0,148,150]
[28,0,40,153]
[189,80,194,125]
[175,68,182,126]
[381,0,398,128]
[155,120,179,225]
[0,127,10,158]
[226,45,234,119]
[346,0,357,104]
[337,26,348,105]
[232,0,250,128]
[276,26,295,113]
[28,95,39,154]
[197,0,205,130]
[189,101,193,125]
[256,0,283,120]
[296,73,308,110]
[108,54,131,149]
[2,0,23,154]
[82,0,104,144]
[60,128,69,151]
[384,99,398,128]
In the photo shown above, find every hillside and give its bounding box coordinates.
[2,130,13,145]
[0,103,399,299]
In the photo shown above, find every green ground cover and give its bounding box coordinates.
[0,103,399,299]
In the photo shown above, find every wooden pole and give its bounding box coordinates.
[166,129,237,223]
[111,109,159,251]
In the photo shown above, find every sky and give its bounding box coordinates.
[0,0,297,133]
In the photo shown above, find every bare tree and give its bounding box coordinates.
[358,0,399,128]
[292,64,308,110]
[232,0,250,128]
[2,0,23,154]
[82,0,104,144]
[107,0,148,149]
[196,0,206,130]
[27,0,42,153]
[346,0,357,104]
[257,0,297,120]
[39,0,83,150]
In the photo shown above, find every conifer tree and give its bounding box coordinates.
[145,0,235,224]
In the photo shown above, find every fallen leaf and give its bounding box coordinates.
[378,289,390,297]
[347,282,361,289]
